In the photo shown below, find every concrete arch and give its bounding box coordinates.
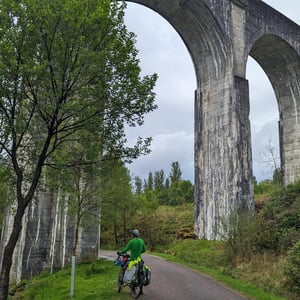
[125,0,300,240]
[126,0,231,85]
[126,0,252,240]
[250,34,300,184]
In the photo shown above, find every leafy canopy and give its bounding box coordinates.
[0,2,157,296]
[0,0,157,189]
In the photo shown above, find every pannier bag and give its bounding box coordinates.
[123,265,137,284]
[123,257,141,284]
[143,264,151,286]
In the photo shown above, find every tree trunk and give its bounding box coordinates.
[0,205,25,300]
[114,220,118,245]
[123,207,126,244]
[72,212,81,257]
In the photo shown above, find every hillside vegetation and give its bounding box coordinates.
[4,158,300,299]
[101,178,300,300]
[9,180,300,299]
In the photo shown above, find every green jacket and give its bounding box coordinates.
[120,237,146,260]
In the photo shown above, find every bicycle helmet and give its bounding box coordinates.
[132,229,139,237]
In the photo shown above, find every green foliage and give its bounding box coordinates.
[9,259,131,300]
[139,204,194,249]
[156,188,170,205]
[132,207,165,250]
[134,190,159,209]
[169,161,182,184]
[100,161,194,249]
[0,0,157,168]
[215,180,300,298]
[100,160,134,246]
[0,0,158,204]
[254,218,282,251]
[101,203,194,250]
[220,210,260,260]
[220,181,300,256]
[139,162,194,206]
[284,241,300,298]
[260,180,300,251]
[273,168,283,185]
[154,170,165,191]
[167,180,194,206]
[144,172,154,191]
[254,179,280,196]
[133,176,143,194]
[223,180,300,254]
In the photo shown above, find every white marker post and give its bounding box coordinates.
[70,256,76,298]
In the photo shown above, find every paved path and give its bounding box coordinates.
[100,250,247,300]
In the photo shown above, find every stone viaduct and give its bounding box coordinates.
[127,0,300,239]
[1,0,300,284]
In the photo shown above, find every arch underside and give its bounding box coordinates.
[126,0,230,85]
[250,35,300,184]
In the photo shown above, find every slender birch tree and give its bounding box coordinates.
[0,0,157,298]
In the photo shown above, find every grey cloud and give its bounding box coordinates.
[127,131,194,182]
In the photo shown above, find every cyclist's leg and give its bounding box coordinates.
[139,261,144,294]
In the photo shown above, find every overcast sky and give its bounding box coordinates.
[123,0,300,183]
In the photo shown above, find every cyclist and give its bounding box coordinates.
[118,229,146,261]
[118,229,146,295]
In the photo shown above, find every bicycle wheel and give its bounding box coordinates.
[117,268,124,293]
[130,273,143,298]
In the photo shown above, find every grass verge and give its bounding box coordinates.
[9,259,131,300]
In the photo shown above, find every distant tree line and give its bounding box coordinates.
[99,160,194,247]
[133,161,194,206]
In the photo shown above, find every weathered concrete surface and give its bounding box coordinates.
[0,190,99,283]
[127,0,300,239]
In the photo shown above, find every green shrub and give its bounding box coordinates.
[254,219,281,251]
[254,179,280,196]
[284,241,300,298]
[261,180,300,251]
[220,210,259,260]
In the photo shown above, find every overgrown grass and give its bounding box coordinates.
[158,239,287,300]
[9,259,131,300]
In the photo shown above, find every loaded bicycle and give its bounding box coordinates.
[114,252,151,298]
